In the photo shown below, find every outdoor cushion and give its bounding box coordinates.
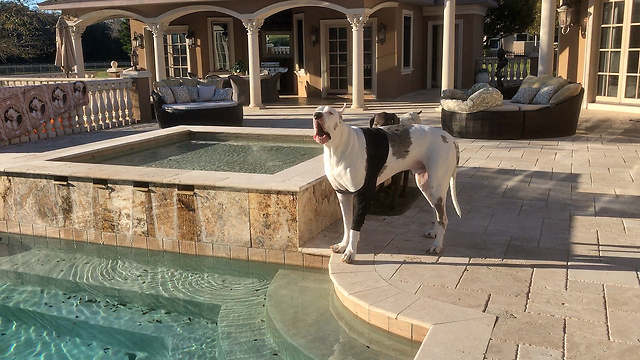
[531,84,562,105]
[513,103,550,111]
[441,87,503,113]
[212,87,233,101]
[520,75,538,88]
[511,86,540,104]
[156,86,175,104]
[171,86,192,103]
[180,77,199,87]
[535,75,569,89]
[186,86,199,102]
[467,82,491,96]
[153,80,168,88]
[197,85,216,102]
[164,78,182,87]
[441,89,468,100]
[550,83,582,105]
[162,100,238,111]
[485,104,521,111]
[198,78,225,88]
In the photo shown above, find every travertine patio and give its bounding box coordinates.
[1,90,639,360]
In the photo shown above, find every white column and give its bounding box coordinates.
[539,0,556,76]
[442,0,456,91]
[347,14,369,110]
[71,26,86,78]
[243,19,264,108]
[149,23,167,81]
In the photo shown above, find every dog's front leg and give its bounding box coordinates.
[331,192,353,254]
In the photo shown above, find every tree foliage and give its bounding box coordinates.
[0,1,57,63]
[81,20,129,62]
[484,0,539,41]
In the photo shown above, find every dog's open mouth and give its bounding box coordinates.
[313,119,331,144]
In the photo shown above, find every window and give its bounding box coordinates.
[208,18,234,72]
[402,10,413,73]
[163,28,189,78]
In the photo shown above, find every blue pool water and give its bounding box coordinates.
[85,136,323,174]
[0,233,418,359]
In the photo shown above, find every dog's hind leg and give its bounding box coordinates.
[331,192,353,254]
[415,171,449,254]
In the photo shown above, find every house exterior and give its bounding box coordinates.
[38,0,497,108]
[557,0,640,112]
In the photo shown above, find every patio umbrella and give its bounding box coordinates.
[54,17,76,77]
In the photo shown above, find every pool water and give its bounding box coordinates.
[92,136,323,174]
[0,234,418,360]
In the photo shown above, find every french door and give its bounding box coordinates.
[322,21,376,96]
[596,0,640,104]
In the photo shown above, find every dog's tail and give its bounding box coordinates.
[450,170,461,218]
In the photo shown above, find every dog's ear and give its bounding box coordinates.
[392,113,400,124]
[338,103,346,115]
[369,115,376,128]
[417,110,422,115]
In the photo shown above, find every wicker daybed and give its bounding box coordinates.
[151,77,243,129]
[441,76,584,140]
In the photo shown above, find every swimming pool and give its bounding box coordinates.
[0,233,418,359]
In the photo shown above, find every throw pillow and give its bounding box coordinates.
[511,86,540,104]
[467,82,491,96]
[180,77,199,87]
[531,84,561,105]
[171,86,192,103]
[535,75,569,89]
[156,86,175,104]
[549,83,582,105]
[520,75,538,88]
[441,89,468,100]
[186,86,199,102]
[212,87,233,101]
[197,85,216,102]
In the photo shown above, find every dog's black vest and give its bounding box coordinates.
[350,127,389,232]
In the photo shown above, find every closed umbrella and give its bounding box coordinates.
[54,17,76,77]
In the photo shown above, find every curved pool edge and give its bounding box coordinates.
[328,253,497,360]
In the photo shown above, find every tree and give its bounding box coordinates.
[484,0,538,41]
[0,1,57,63]
[81,20,129,62]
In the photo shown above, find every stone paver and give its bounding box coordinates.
[5,90,640,360]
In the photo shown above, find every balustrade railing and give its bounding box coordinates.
[476,57,532,86]
[0,77,135,145]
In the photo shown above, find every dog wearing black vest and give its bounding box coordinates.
[313,105,461,263]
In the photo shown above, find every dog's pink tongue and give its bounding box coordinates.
[313,134,329,144]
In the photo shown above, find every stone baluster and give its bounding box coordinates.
[61,111,72,135]
[125,81,133,124]
[69,108,79,134]
[97,83,108,129]
[112,81,121,125]
[104,82,114,128]
[89,83,100,131]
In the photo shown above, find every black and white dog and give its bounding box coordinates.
[313,105,461,263]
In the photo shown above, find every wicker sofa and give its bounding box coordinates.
[151,77,243,129]
[441,75,584,140]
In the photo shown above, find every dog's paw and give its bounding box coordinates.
[341,251,355,264]
[331,243,347,253]
[427,246,443,254]
[425,230,437,239]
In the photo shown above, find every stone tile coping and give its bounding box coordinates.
[328,254,496,360]
[0,125,324,192]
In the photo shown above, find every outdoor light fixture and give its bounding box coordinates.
[130,31,144,71]
[557,0,579,35]
[186,30,196,48]
[378,23,387,45]
[310,25,319,47]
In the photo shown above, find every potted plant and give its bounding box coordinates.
[475,68,491,84]
[232,60,246,75]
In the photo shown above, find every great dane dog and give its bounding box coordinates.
[313,105,461,263]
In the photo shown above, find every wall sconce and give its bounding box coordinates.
[130,31,144,71]
[310,25,319,47]
[557,0,579,35]
[378,23,387,45]
[186,30,196,48]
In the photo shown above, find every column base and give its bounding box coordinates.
[350,104,367,111]
[248,103,265,109]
